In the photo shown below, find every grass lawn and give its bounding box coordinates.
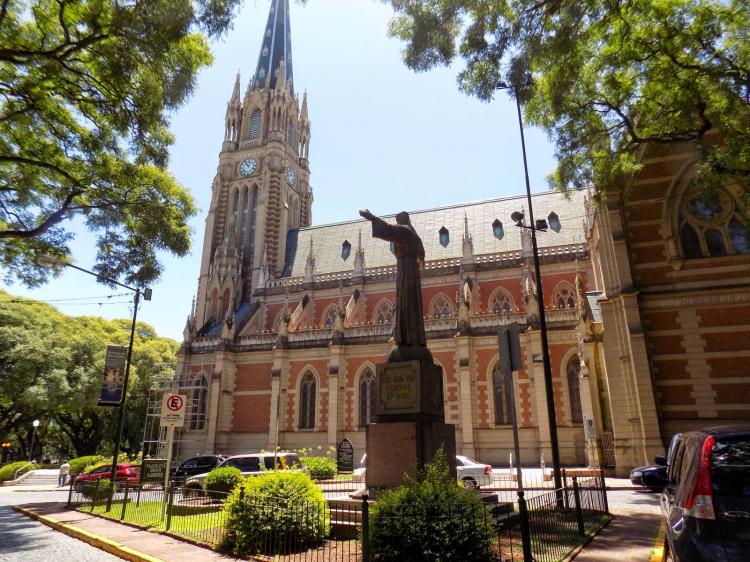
[86,497,227,545]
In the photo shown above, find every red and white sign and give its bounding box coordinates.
[160,394,187,427]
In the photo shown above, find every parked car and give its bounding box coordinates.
[73,463,140,492]
[630,459,668,492]
[184,452,302,495]
[351,454,493,489]
[456,455,492,489]
[660,425,750,562]
[171,455,225,485]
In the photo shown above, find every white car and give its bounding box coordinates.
[353,454,493,489]
[184,452,302,495]
[455,455,492,489]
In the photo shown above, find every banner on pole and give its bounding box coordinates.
[98,345,127,406]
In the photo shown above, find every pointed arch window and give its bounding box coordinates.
[553,282,577,309]
[490,288,514,315]
[249,109,262,140]
[359,369,377,427]
[341,240,351,260]
[287,118,295,147]
[374,300,394,325]
[299,372,316,430]
[679,187,750,259]
[322,305,337,330]
[439,226,449,247]
[247,187,258,261]
[239,187,249,252]
[431,294,453,319]
[210,288,219,321]
[189,374,209,430]
[492,366,515,426]
[492,219,504,240]
[567,355,583,424]
[221,288,231,319]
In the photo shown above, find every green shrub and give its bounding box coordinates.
[369,448,494,562]
[81,479,114,502]
[219,471,328,556]
[300,455,336,480]
[0,461,36,482]
[204,466,243,499]
[69,455,105,476]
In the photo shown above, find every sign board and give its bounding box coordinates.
[497,323,522,378]
[583,415,597,439]
[378,363,420,415]
[160,394,187,427]
[336,438,354,473]
[140,458,167,484]
[98,345,127,406]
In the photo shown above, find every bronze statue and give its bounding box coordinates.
[360,209,432,363]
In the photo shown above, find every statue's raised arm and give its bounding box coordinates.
[360,209,431,363]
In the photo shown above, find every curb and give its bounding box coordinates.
[14,506,164,562]
[648,521,666,562]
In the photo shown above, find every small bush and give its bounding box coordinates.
[81,479,114,502]
[369,448,494,562]
[300,455,336,480]
[219,471,329,556]
[204,466,243,499]
[0,461,36,482]
[69,455,105,476]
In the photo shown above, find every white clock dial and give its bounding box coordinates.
[239,158,258,176]
[287,167,296,186]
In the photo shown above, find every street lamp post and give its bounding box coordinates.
[37,255,151,508]
[28,419,40,462]
[497,82,563,493]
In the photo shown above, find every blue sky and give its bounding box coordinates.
[5,0,558,341]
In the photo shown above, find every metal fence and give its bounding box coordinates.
[67,471,609,562]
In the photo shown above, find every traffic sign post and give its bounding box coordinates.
[160,394,186,490]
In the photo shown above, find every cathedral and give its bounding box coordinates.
[175,0,750,476]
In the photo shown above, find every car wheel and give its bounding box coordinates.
[461,477,478,489]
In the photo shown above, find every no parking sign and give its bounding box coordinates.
[160,394,187,427]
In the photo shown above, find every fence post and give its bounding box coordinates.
[67,476,74,507]
[165,486,174,531]
[572,477,585,535]
[599,470,610,515]
[90,480,99,512]
[517,490,533,562]
[361,494,370,562]
[120,482,129,520]
[562,469,569,508]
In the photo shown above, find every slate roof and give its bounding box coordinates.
[252,0,293,93]
[281,190,588,278]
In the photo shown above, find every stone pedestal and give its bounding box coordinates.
[365,359,456,489]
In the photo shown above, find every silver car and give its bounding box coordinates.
[184,452,302,495]
[353,454,492,489]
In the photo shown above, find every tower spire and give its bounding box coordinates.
[253,0,293,93]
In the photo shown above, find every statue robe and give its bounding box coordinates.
[369,216,427,352]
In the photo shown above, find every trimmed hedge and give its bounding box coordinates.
[69,455,105,476]
[219,471,328,556]
[369,448,495,562]
[300,455,336,480]
[0,461,36,482]
[204,466,243,499]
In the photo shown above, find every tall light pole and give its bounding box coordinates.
[497,82,563,492]
[28,419,40,462]
[37,255,151,507]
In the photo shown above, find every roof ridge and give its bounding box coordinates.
[294,189,587,232]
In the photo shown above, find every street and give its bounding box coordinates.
[0,488,120,562]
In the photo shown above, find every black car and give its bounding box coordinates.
[171,455,225,485]
[660,426,750,562]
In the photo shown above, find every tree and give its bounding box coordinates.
[382,0,750,195]
[0,0,241,287]
[0,290,178,458]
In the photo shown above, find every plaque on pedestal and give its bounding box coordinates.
[376,360,444,420]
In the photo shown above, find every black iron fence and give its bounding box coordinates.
[67,471,609,562]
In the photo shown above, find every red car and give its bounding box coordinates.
[73,463,140,492]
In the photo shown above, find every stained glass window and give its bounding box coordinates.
[679,187,750,259]
[299,373,316,429]
[359,370,377,427]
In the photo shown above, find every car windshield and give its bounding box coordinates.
[459,456,481,465]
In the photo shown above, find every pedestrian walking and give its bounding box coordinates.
[58,460,70,487]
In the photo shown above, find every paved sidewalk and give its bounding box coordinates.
[15,503,240,562]
[572,509,664,562]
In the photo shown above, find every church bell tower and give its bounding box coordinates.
[190,0,311,336]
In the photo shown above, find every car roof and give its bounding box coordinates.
[680,425,750,439]
[226,451,297,460]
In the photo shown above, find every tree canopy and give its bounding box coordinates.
[382,0,750,195]
[0,289,179,459]
[0,0,241,287]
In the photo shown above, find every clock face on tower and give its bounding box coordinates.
[287,167,296,186]
[239,158,258,176]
